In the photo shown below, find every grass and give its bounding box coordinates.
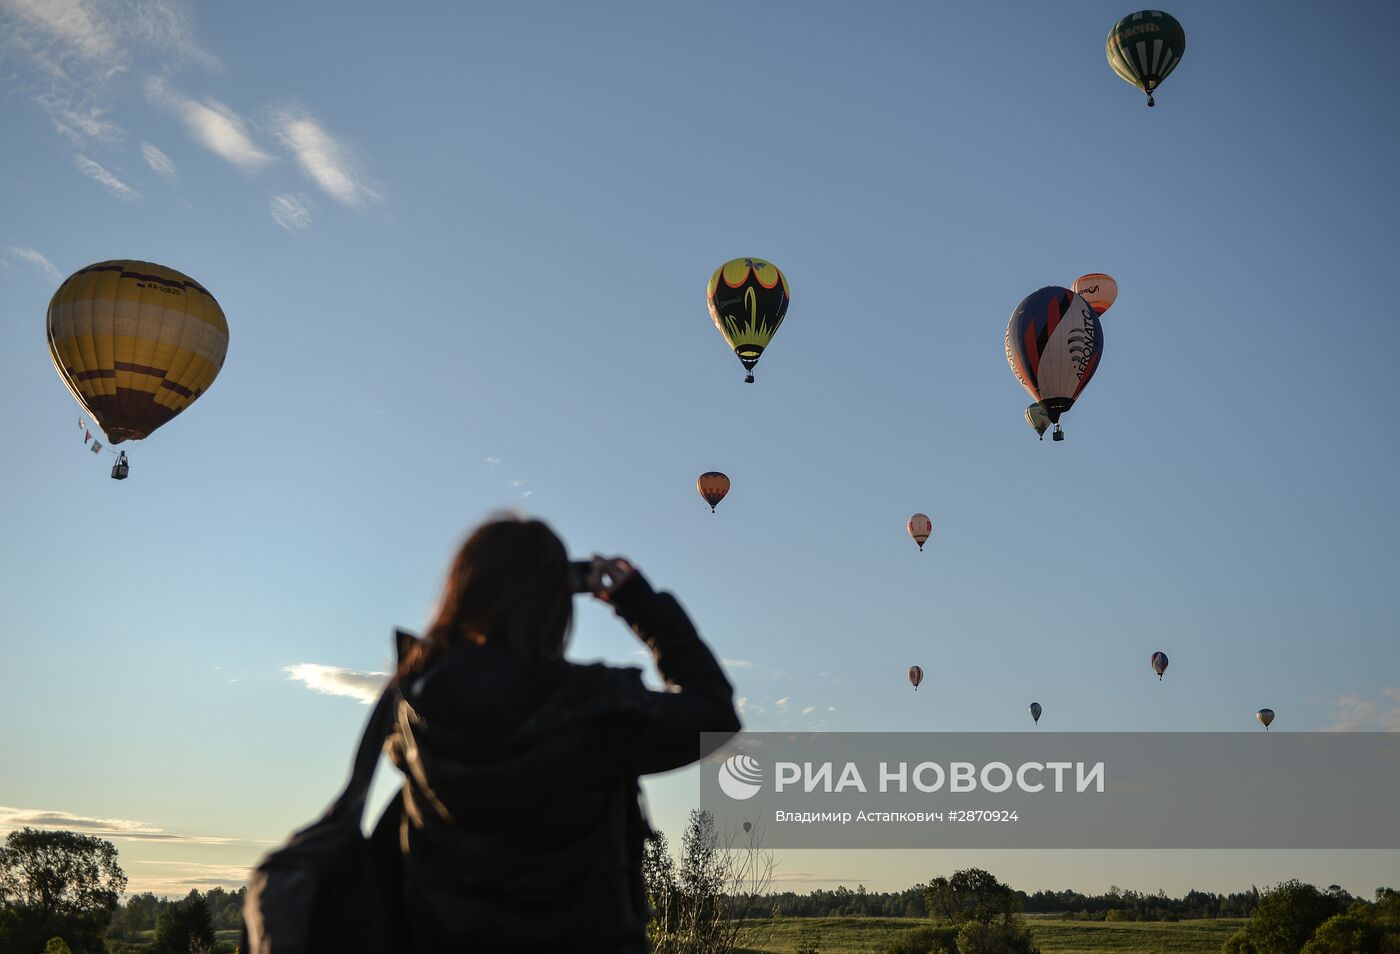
[732,915,1247,953]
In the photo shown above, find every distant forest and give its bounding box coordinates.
[754,883,1274,920]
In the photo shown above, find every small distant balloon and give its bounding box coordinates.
[1256,708,1275,730]
[1106,10,1186,107]
[908,665,924,690]
[1071,274,1118,316]
[697,472,730,512]
[1025,403,1051,440]
[908,513,932,551]
[743,821,752,833]
[1151,651,1169,680]
[1029,702,1042,725]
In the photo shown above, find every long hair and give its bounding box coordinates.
[398,516,573,682]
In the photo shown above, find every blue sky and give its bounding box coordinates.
[1,0,1397,897]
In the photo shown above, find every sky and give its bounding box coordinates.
[1,0,1398,899]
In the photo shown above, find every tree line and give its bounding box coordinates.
[4,820,1397,953]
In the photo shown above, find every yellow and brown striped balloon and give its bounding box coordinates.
[47,261,229,444]
[697,471,730,512]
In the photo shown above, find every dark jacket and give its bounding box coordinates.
[386,575,741,952]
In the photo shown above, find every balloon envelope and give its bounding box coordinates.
[1072,274,1118,316]
[1029,702,1042,724]
[908,665,924,690]
[1256,708,1275,729]
[707,258,790,380]
[1151,651,1169,679]
[1004,287,1103,425]
[47,260,228,444]
[1106,10,1186,105]
[908,513,932,551]
[1025,402,1051,438]
[697,472,730,511]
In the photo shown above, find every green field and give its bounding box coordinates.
[732,916,1247,953]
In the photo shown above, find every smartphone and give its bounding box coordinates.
[569,560,592,594]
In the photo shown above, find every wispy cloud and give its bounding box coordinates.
[5,245,62,282]
[721,658,753,669]
[802,706,816,715]
[140,141,176,177]
[1,0,119,61]
[148,78,273,171]
[269,193,313,233]
[775,697,790,707]
[269,105,381,205]
[129,861,251,895]
[485,457,501,466]
[1326,687,1400,731]
[74,154,140,199]
[284,663,387,704]
[0,806,237,845]
[2,0,220,145]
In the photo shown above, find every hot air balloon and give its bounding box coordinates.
[742,821,752,834]
[908,513,932,551]
[697,472,730,512]
[1029,702,1042,725]
[1005,286,1103,442]
[1106,11,1186,107]
[908,665,924,690]
[1071,274,1118,316]
[1151,651,1169,680]
[47,260,228,477]
[707,258,790,383]
[1025,403,1051,440]
[1256,708,1275,730]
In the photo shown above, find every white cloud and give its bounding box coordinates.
[128,861,252,896]
[1326,687,1400,731]
[284,663,387,704]
[6,245,62,282]
[721,658,753,669]
[736,697,748,713]
[2,0,220,145]
[149,78,273,171]
[775,697,790,707]
[40,94,122,143]
[140,141,175,177]
[270,105,381,205]
[74,154,140,199]
[1,0,118,61]
[485,457,501,466]
[0,806,236,845]
[802,706,816,715]
[269,193,313,233]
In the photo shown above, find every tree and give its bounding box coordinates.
[643,830,679,938]
[649,809,775,954]
[42,939,73,954]
[924,868,1023,928]
[0,827,126,954]
[1228,880,1347,954]
[153,890,215,954]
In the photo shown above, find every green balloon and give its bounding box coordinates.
[1107,11,1186,107]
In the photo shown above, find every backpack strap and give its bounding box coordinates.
[323,631,411,825]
